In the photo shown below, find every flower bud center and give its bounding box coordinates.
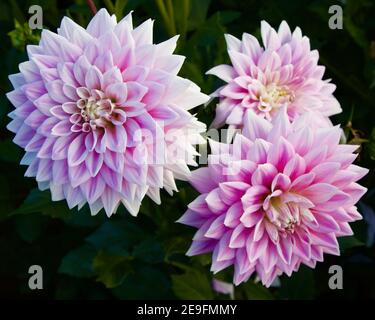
[257,84,294,114]
[266,196,300,234]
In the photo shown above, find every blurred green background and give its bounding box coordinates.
[0,0,375,299]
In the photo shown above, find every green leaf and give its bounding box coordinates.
[187,0,211,30]
[192,253,212,266]
[93,250,133,288]
[279,265,315,300]
[65,207,105,228]
[163,236,189,259]
[133,237,164,264]
[338,236,364,253]
[86,219,143,250]
[112,265,172,299]
[11,189,50,215]
[59,244,97,278]
[367,128,375,160]
[8,19,40,51]
[14,214,46,243]
[242,281,274,300]
[10,189,69,219]
[180,61,205,87]
[169,0,191,38]
[172,268,214,299]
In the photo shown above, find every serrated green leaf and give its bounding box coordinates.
[172,269,214,299]
[86,219,143,250]
[192,253,212,266]
[133,237,164,264]
[163,236,189,258]
[11,189,51,215]
[242,281,274,300]
[338,236,364,253]
[59,244,97,278]
[112,265,172,299]
[93,250,133,288]
[8,19,40,51]
[10,189,69,219]
[279,265,315,300]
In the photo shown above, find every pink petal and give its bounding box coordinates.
[303,183,339,203]
[85,151,104,177]
[105,125,127,152]
[85,66,103,90]
[68,134,89,166]
[206,64,236,83]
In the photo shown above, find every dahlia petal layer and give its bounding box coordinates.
[207,21,341,129]
[7,9,209,217]
[179,108,368,287]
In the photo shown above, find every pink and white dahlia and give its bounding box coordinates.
[207,21,341,129]
[6,9,209,217]
[178,108,368,287]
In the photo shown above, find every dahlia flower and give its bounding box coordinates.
[178,108,368,287]
[6,9,209,216]
[207,20,341,129]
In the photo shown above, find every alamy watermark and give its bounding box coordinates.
[28,265,43,290]
[328,265,343,290]
[328,5,343,30]
[28,5,43,30]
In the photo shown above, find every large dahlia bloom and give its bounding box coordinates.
[178,108,368,287]
[6,9,209,216]
[207,21,341,129]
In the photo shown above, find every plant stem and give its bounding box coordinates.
[181,0,190,39]
[166,0,176,35]
[103,0,115,14]
[86,0,97,15]
[156,0,173,36]
[115,0,128,20]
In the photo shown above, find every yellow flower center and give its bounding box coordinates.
[257,84,295,115]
